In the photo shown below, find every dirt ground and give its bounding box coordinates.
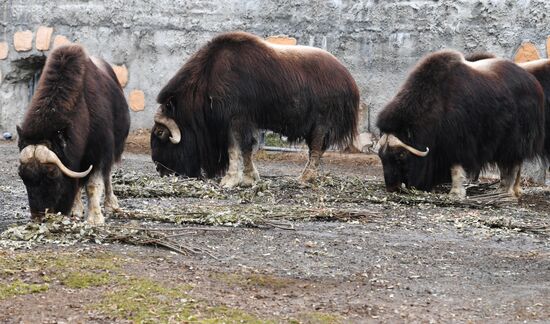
[0,140,549,323]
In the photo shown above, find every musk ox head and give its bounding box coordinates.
[377,134,429,192]
[150,99,201,177]
[17,127,92,220]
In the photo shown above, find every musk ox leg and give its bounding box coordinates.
[242,149,260,187]
[70,186,84,218]
[104,172,120,213]
[300,151,322,183]
[500,164,522,198]
[300,128,325,183]
[449,165,466,199]
[85,171,105,225]
[513,166,523,198]
[220,142,244,188]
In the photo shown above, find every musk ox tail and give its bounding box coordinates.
[31,45,87,114]
[325,76,360,151]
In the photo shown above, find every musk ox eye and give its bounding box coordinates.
[153,125,169,141]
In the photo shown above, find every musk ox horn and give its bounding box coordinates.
[154,109,181,144]
[20,145,93,178]
[380,134,429,157]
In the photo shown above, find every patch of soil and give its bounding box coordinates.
[124,128,151,155]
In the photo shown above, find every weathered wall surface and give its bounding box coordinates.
[1,0,550,135]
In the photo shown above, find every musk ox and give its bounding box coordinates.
[376,50,544,198]
[17,44,130,224]
[151,32,360,187]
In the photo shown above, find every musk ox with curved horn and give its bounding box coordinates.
[151,32,360,187]
[17,44,130,224]
[376,50,544,198]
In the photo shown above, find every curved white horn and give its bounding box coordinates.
[34,145,93,178]
[154,108,181,144]
[386,134,429,157]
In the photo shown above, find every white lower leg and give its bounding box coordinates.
[449,165,466,198]
[242,151,260,186]
[220,144,243,188]
[104,173,120,212]
[71,187,84,218]
[513,166,522,198]
[86,172,105,225]
[300,151,321,182]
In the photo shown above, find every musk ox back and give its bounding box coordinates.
[151,32,360,187]
[376,50,544,198]
[17,44,130,224]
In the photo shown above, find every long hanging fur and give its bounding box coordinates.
[518,59,550,161]
[155,32,360,178]
[468,53,550,162]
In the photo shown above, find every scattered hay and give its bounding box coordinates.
[112,171,226,199]
[2,173,548,251]
[0,214,219,257]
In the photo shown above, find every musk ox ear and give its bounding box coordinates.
[16,125,25,149]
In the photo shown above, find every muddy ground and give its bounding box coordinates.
[0,140,549,323]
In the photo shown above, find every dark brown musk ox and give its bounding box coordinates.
[376,50,544,198]
[150,31,360,187]
[17,44,130,225]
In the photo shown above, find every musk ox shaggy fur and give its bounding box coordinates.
[467,53,550,165]
[517,59,550,160]
[17,44,130,224]
[151,32,360,187]
[376,50,544,198]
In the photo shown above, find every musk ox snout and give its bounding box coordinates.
[154,162,174,177]
[385,184,402,193]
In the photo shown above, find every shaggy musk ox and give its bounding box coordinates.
[17,44,130,224]
[151,32,360,187]
[376,50,544,198]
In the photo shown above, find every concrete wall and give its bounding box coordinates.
[1,0,550,136]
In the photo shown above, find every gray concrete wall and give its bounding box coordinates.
[1,0,550,136]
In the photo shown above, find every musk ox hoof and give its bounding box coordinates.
[87,211,105,225]
[299,170,317,183]
[71,202,84,218]
[105,196,120,213]
[449,188,466,199]
[220,173,243,188]
[509,187,522,199]
[242,170,260,187]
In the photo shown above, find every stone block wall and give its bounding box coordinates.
[1,0,549,136]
